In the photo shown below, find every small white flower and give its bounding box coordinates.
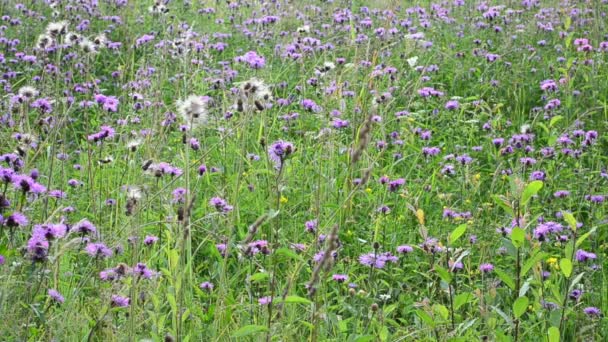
[46,21,68,37]
[177,95,210,129]
[297,25,310,33]
[407,56,419,67]
[18,86,39,99]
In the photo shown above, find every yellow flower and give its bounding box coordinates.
[280,196,288,204]
[546,257,558,265]
[474,173,481,181]
[365,188,372,194]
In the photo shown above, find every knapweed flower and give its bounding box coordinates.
[209,197,233,213]
[94,95,119,112]
[133,263,156,279]
[258,296,272,305]
[85,243,113,259]
[332,274,348,283]
[358,252,398,269]
[575,249,597,262]
[235,51,265,69]
[48,289,65,304]
[3,212,28,228]
[144,235,159,246]
[72,219,97,235]
[87,125,116,142]
[479,263,494,273]
[583,307,601,317]
[268,140,295,170]
[111,295,130,308]
[305,219,318,233]
[396,245,414,254]
[200,281,214,291]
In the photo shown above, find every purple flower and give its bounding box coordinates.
[387,178,405,192]
[85,243,113,258]
[235,51,265,69]
[396,245,414,254]
[583,307,601,317]
[144,235,158,246]
[200,281,214,291]
[575,249,597,262]
[258,296,272,305]
[111,295,130,307]
[358,252,398,269]
[209,197,233,213]
[4,212,28,228]
[171,187,188,203]
[445,100,460,110]
[305,219,318,233]
[133,263,156,279]
[268,140,295,170]
[332,274,348,283]
[73,219,97,235]
[479,263,494,273]
[48,289,64,304]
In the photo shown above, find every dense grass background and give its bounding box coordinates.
[0,0,607,341]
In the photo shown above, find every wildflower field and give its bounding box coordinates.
[1,0,608,340]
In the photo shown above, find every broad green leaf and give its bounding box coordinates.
[492,195,514,215]
[231,325,268,338]
[494,268,515,290]
[575,227,596,247]
[248,272,269,282]
[434,265,452,283]
[568,273,585,292]
[562,211,577,231]
[275,247,303,261]
[549,115,563,128]
[511,228,526,248]
[513,297,528,318]
[559,258,572,278]
[416,310,436,328]
[449,224,467,245]
[548,326,560,342]
[521,181,543,206]
[521,251,547,277]
[283,295,312,305]
[433,304,449,320]
[454,293,473,310]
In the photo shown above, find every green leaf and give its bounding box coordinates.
[454,292,473,310]
[433,304,449,320]
[248,272,269,282]
[434,265,452,283]
[562,211,577,231]
[548,326,560,342]
[231,325,268,338]
[494,268,515,290]
[449,224,467,245]
[521,251,547,277]
[379,326,389,342]
[568,273,585,292]
[492,195,514,215]
[549,115,563,128]
[559,258,572,278]
[283,295,312,305]
[521,181,543,206]
[416,310,436,328]
[575,227,596,248]
[511,228,526,248]
[513,297,529,318]
[274,247,303,261]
